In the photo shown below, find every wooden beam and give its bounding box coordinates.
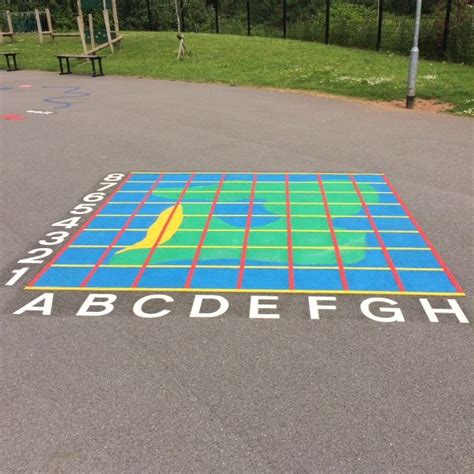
[35,9,43,44]
[103,9,114,53]
[6,11,14,37]
[111,0,119,33]
[86,35,122,54]
[88,14,95,50]
[77,15,88,55]
[45,8,54,38]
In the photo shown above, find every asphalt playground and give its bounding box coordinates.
[1,70,473,472]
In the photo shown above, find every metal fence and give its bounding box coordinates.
[3,0,473,63]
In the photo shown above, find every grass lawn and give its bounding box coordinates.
[2,31,473,116]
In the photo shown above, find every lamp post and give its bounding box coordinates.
[406,0,422,109]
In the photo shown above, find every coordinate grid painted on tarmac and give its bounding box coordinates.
[26,172,464,295]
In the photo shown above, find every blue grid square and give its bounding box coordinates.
[294,269,343,290]
[138,268,189,288]
[191,268,239,289]
[242,268,289,289]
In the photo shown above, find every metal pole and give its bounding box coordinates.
[325,0,330,45]
[406,0,422,109]
[146,0,152,30]
[247,0,251,36]
[180,0,185,32]
[376,0,384,51]
[283,0,287,39]
[441,0,452,59]
[215,0,219,34]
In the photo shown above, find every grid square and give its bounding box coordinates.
[26,172,464,295]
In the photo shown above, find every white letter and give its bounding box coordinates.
[360,297,404,323]
[77,294,116,317]
[308,296,337,320]
[249,296,279,319]
[419,298,469,324]
[13,293,54,315]
[134,294,173,318]
[190,295,229,318]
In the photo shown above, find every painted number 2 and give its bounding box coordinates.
[6,172,125,287]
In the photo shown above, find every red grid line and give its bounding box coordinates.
[350,175,405,291]
[237,174,257,289]
[28,173,132,287]
[317,174,349,290]
[285,174,295,290]
[185,175,227,288]
[80,174,165,287]
[383,175,464,293]
[132,174,195,288]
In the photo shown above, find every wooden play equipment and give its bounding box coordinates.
[77,0,122,55]
[34,0,122,55]
[35,7,80,44]
[0,10,15,44]
[174,0,188,60]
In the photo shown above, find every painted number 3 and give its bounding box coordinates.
[38,231,70,246]
[6,172,125,287]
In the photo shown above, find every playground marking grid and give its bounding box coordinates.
[26,172,464,296]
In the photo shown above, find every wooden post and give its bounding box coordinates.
[88,14,96,50]
[0,26,3,45]
[77,16,88,55]
[6,11,14,39]
[35,9,43,44]
[46,8,54,39]
[214,0,219,34]
[103,9,114,53]
[76,0,83,19]
[111,0,119,33]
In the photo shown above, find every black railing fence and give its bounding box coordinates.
[2,0,473,63]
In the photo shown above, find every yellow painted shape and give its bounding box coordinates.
[116,204,183,254]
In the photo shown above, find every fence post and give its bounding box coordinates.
[215,0,219,34]
[376,0,384,50]
[146,0,152,30]
[442,0,452,59]
[283,0,287,38]
[325,0,330,44]
[247,0,251,36]
[180,0,185,32]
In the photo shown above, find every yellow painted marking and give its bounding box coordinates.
[69,244,430,251]
[51,264,445,272]
[130,171,386,175]
[109,201,398,206]
[116,204,183,254]
[119,190,390,195]
[25,286,465,297]
[127,180,386,184]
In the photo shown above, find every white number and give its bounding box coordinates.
[103,173,124,182]
[71,203,95,215]
[83,192,105,203]
[5,267,29,286]
[97,182,116,192]
[18,248,53,264]
[38,231,69,246]
[52,216,81,229]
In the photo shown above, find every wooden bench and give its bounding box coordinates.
[56,54,104,77]
[1,52,18,71]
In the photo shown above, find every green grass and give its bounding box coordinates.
[2,31,473,115]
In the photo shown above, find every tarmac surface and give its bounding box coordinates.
[1,70,473,472]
